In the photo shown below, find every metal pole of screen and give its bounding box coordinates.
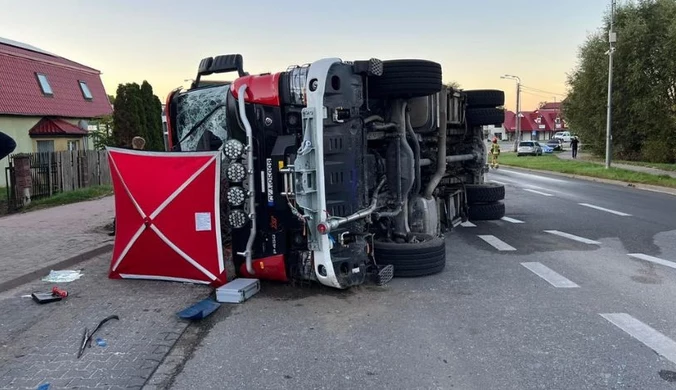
[501,75,521,152]
[605,0,617,169]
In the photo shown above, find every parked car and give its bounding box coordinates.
[546,138,564,151]
[553,131,572,142]
[517,141,543,156]
[541,144,554,153]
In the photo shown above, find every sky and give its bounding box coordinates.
[0,0,612,112]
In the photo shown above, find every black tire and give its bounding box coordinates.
[374,233,446,277]
[464,89,505,108]
[466,108,505,127]
[368,59,442,99]
[468,201,506,221]
[465,183,505,204]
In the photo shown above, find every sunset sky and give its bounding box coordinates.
[0,0,611,112]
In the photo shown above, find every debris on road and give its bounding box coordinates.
[77,314,119,358]
[41,270,83,283]
[177,297,221,320]
[215,278,260,303]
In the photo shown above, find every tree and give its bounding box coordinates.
[562,0,676,163]
[112,81,164,150]
[446,81,462,90]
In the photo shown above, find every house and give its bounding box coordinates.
[0,37,113,186]
[503,102,567,141]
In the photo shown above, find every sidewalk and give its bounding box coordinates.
[0,253,211,390]
[0,196,115,291]
[556,150,676,178]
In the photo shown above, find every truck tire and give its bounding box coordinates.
[374,233,446,277]
[468,201,505,221]
[466,108,505,127]
[465,183,505,204]
[368,59,442,99]
[464,89,505,108]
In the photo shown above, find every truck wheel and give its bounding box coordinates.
[464,90,505,108]
[368,59,442,99]
[466,108,505,127]
[468,201,505,221]
[465,183,505,204]
[374,233,446,277]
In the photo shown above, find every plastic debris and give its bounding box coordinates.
[41,270,83,283]
[36,383,50,390]
[95,338,107,347]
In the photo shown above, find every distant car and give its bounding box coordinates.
[546,138,564,151]
[517,141,543,156]
[541,144,554,153]
[553,131,572,142]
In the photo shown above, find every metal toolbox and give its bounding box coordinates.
[215,278,260,303]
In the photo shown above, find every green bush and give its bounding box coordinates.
[641,139,676,164]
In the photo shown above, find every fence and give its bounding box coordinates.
[4,150,111,211]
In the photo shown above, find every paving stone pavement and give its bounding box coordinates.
[0,253,212,389]
[0,196,115,287]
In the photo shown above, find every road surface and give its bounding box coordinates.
[161,168,676,390]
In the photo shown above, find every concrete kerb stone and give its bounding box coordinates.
[499,165,676,197]
[0,244,114,293]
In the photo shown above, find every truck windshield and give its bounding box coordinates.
[175,84,230,151]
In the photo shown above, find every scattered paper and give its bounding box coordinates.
[195,212,212,232]
[41,270,83,283]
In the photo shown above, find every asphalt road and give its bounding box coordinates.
[163,168,676,390]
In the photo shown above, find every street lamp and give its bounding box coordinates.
[605,0,617,169]
[501,74,521,152]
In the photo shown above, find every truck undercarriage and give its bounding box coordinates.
[165,55,506,289]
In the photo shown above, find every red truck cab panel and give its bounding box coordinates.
[231,73,282,106]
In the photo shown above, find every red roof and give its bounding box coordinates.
[0,39,113,118]
[29,117,88,136]
[539,102,562,110]
[504,108,567,133]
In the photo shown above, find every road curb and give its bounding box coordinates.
[499,165,676,197]
[0,243,114,293]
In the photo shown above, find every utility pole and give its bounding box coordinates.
[605,0,617,169]
[501,75,521,152]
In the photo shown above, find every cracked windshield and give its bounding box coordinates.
[1,0,676,389]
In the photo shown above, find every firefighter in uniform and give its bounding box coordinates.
[489,138,500,169]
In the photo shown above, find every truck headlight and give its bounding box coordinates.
[224,139,244,160]
[228,209,248,229]
[226,162,246,182]
[227,186,246,206]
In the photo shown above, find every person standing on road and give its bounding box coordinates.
[570,136,579,159]
[0,131,17,160]
[109,136,146,236]
[489,138,501,169]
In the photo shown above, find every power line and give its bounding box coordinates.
[520,85,567,97]
[520,90,558,99]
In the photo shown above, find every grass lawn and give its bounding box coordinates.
[579,155,676,172]
[22,185,113,211]
[499,154,676,189]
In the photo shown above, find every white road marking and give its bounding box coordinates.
[460,221,476,228]
[521,262,580,288]
[478,235,516,251]
[524,188,554,197]
[501,216,524,224]
[627,253,676,270]
[544,230,601,245]
[601,313,676,365]
[500,169,568,183]
[490,179,507,185]
[578,203,632,217]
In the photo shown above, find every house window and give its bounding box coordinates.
[79,81,93,100]
[36,73,53,96]
[67,140,79,151]
[36,140,55,153]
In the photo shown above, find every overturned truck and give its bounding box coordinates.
[164,55,506,290]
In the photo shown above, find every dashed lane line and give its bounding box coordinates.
[627,253,676,271]
[521,262,580,288]
[478,235,517,251]
[501,216,524,224]
[460,221,476,228]
[544,230,601,245]
[523,188,554,197]
[601,313,676,365]
[578,203,632,217]
[489,179,507,185]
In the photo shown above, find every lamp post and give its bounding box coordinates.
[501,75,521,152]
[605,0,617,169]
